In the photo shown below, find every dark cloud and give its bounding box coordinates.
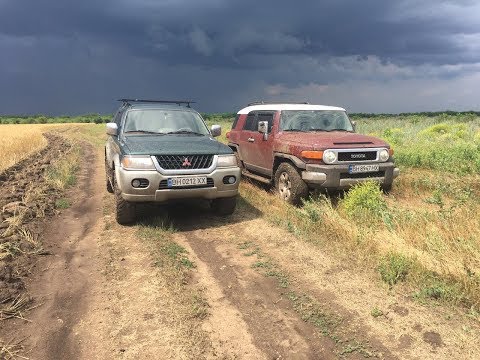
[0,0,479,114]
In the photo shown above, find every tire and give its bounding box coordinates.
[274,162,309,205]
[234,151,244,170]
[211,196,237,215]
[382,184,392,194]
[113,176,136,225]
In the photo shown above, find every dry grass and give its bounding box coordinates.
[0,124,73,172]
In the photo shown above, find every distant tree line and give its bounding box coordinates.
[0,111,479,124]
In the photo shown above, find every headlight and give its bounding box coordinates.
[121,156,155,170]
[379,149,390,162]
[217,154,237,168]
[323,150,337,164]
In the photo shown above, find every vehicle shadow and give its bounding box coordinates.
[137,194,263,232]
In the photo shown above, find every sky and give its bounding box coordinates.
[0,0,479,115]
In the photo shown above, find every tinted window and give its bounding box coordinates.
[243,113,257,131]
[231,114,240,129]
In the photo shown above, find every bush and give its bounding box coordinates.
[378,252,412,286]
[341,181,389,223]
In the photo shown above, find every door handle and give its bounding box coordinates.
[247,137,255,142]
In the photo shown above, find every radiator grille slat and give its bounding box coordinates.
[156,155,214,170]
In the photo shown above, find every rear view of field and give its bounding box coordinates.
[1,114,480,359]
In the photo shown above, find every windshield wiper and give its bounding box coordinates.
[166,130,204,136]
[124,130,163,135]
[310,128,351,132]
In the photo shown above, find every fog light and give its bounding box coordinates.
[132,179,141,188]
[223,176,236,184]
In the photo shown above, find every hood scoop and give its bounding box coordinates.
[333,141,374,145]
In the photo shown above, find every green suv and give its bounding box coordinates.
[105,99,240,224]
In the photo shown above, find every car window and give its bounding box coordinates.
[243,113,257,131]
[231,114,240,130]
[123,109,210,135]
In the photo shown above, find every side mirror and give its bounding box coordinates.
[106,123,118,136]
[258,121,269,141]
[351,121,357,131]
[211,124,221,137]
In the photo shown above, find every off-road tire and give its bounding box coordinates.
[114,176,136,225]
[382,184,392,194]
[274,162,309,205]
[234,151,244,170]
[211,196,237,215]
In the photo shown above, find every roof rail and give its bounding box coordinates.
[247,101,309,106]
[118,99,196,108]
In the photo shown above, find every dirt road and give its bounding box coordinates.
[1,135,479,359]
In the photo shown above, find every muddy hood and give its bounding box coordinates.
[122,135,233,155]
[276,131,389,150]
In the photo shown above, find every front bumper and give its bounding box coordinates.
[116,166,241,202]
[301,162,399,189]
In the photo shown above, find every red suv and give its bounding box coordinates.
[227,102,399,204]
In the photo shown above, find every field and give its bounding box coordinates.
[1,114,480,359]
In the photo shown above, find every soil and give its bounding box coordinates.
[1,133,479,359]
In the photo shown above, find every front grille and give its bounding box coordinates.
[340,171,385,179]
[338,151,377,162]
[156,155,214,170]
[159,178,214,190]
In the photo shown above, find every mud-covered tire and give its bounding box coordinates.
[274,162,309,205]
[211,196,237,215]
[114,176,136,225]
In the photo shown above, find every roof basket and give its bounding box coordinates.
[118,99,195,108]
[247,101,309,106]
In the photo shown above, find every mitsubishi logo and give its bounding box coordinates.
[182,157,192,167]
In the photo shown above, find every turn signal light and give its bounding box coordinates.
[226,131,230,138]
[301,150,324,159]
[389,148,394,156]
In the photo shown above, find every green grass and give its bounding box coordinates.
[55,198,71,209]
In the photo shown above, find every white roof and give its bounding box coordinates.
[237,104,346,114]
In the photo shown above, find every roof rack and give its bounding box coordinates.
[247,101,309,106]
[118,99,196,108]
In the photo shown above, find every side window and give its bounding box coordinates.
[231,114,240,130]
[257,113,274,133]
[243,112,257,131]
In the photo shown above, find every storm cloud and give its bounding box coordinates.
[0,0,479,114]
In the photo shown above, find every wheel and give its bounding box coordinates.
[382,184,392,194]
[274,162,309,205]
[113,176,136,224]
[211,196,237,215]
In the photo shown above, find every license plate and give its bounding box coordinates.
[348,164,379,174]
[167,176,207,187]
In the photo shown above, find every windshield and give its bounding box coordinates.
[280,110,353,132]
[123,109,210,135]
